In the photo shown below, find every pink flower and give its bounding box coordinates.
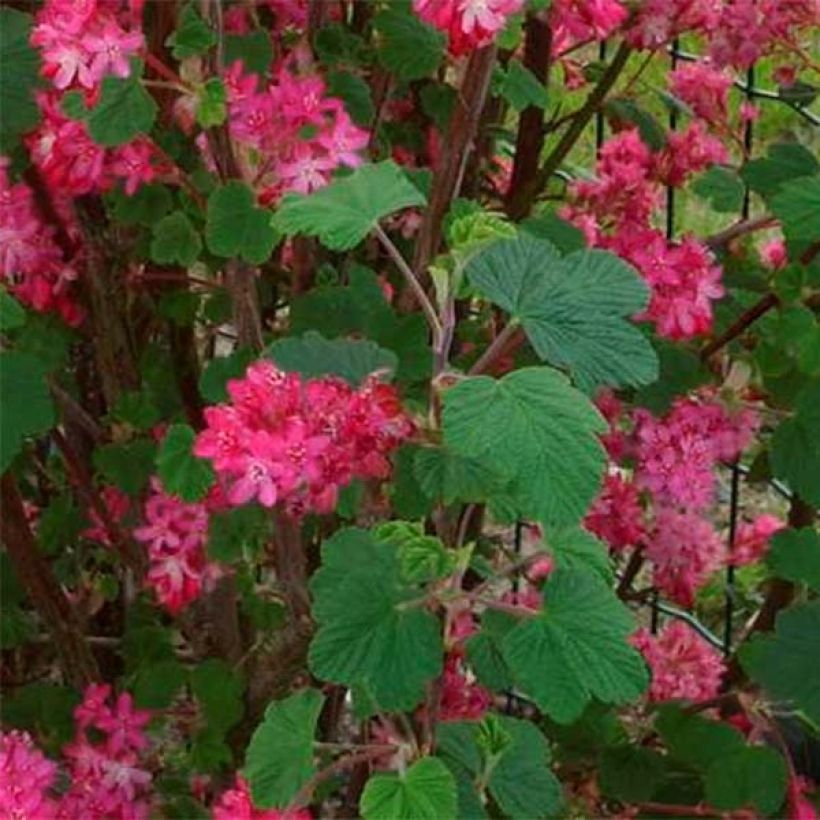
[108,140,156,195]
[669,63,733,125]
[81,21,144,85]
[760,238,788,270]
[728,514,786,567]
[787,776,818,820]
[83,485,131,546]
[94,692,152,755]
[550,0,627,53]
[0,731,58,818]
[213,776,312,820]
[644,508,724,606]
[438,655,493,722]
[653,122,729,188]
[632,621,725,702]
[584,474,646,551]
[626,0,720,49]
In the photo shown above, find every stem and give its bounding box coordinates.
[143,51,184,85]
[291,747,389,809]
[700,293,778,361]
[374,224,442,339]
[472,596,539,619]
[705,215,777,250]
[468,321,521,376]
[0,472,99,688]
[616,546,645,598]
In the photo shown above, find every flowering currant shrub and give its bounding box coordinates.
[2,0,820,817]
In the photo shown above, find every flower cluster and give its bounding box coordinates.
[133,478,224,614]
[61,684,153,818]
[563,126,728,340]
[632,621,725,703]
[194,361,414,518]
[0,158,83,325]
[584,473,646,551]
[728,514,786,567]
[83,484,132,546]
[550,0,627,54]
[0,730,58,818]
[213,776,311,820]
[413,0,523,56]
[223,60,368,200]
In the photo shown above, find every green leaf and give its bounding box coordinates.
[265,332,398,385]
[634,342,709,414]
[376,521,454,583]
[308,527,443,711]
[770,174,820,243]
[133,658,187,708]
[108,183,173,227]
[224,30,273,76]
[191,658,245,733]
[437,717,563,819]
[361,757,457,820]
[500,59,549,112]
[741,143,819,199]
[420,83,456,131]
[207,504,271,562]
[274,161,426,251]
[244,689,324,809]
[502,569,647,723]
[466,237,656,392]
[314,23,370,67]
[770,382,820,505]
[604,97,666,151]
[156,424,215,502]
[373,6,446,82]
[199,348,255,403]
[327,70,374,126]
[766,527,820,591]
[520,213,586,255]
[0,289,26,331]
[0,8,40,152]
[206,181,278,264]
[466,609,516,692]
[546,527,613,583]
[111,389,162,430]
[391,446,433,520]
[196,78,227,128]
[1,682,80,754]
[94,439,157,497]
[88,73,158,147]
[0,352,56,473]
[39,495,84,555]
[740,600,820,724]
[442,368,606,527]
[598,746,665,802]
[150,212,202,267]
[656,705,745,772]
[166,4,216,59]
[704,746,787,815]
[693,166,746,213]
[413,446,506,506]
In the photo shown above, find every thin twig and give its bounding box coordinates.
[705,215,777,250]
[468,321,521,376]
[700,293,778,361]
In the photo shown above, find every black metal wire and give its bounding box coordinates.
[724,464,741,655]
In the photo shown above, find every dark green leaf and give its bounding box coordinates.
[770,174,820,243]
[166,4,216,59]
[88,73,158,147]
[191,658,245,732]
[133,659,187,708]
[770,382,820,505]
[413,446,506,506]
[693,166,746,213]
[705,746,787,815]
[604,97,666,151]
[546,527,613,583]
[207,504,270,563]
[0,289,26,331]
[156,424,215,502]
[500,59,549,112]
[361,757,457,820]
[94,439,157,497]
[466,609,516,692]
[199,348,255,403]
[327,70,374,126]
[0,8,40,152]
[766,527,820,591]
[108,183,174,227]
[206,181,278,264]
[634,342,709,414]
[598,746,665,802]
[150,211,202,266]
[656,705,745,772]
[520,213,586,254]
[224,30,273,76]
[373,6,446,82]
[741,142,819,198]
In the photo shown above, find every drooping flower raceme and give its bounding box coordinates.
[584,473,646,551]
[728,514,786,567]
[212,776,312,820]
[194,361,414,518]
[632,621,725,703]
[0,730,58,818]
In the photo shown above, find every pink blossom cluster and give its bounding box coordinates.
[213,776,311,820]
[0,730,58,818]
[563,126,728,340]
[32,0,144,91]
[222,61,368,199]
[413,0,523,56]
[194,361,414,518]
[632,621,725,702]
[626,0,721,50]
[83,484,132,546]
[0,158,83,325]
[133,478,224,615]
[728,514,786,567]
[584,473,646,551]
[669,63,734,127]
[59,684,153,819]
[439,655,494,721]
[549,0,627,54]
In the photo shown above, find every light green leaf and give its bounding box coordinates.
[361,757,457,820]
[766,527,820,591]
[244,689,324,809]
[466,236,656,392]
[442,368,606,526]
[376,520,454,583]
[308,528,443,711]
[156,424,215,502]
[273,161,426,251]
[196,78,227,128]
[88,73,157,147]
[0,8,40,152]
[500,59,549,112]
[502,569,647,723]
[705,746,787,815]
[740,600,820,724]
[150,211,202,267]
[206,181,278,264]
[0,352,56,473]
[265,331,397,385]
[373,6,446,82]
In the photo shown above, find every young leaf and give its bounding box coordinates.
[500,59,549,112]
[265,332,398,385]
[360,757,457,820]
[502,569,648,723]
[740,600,820,724]
[766,527,820,591]
[206,181,278,264]
[466,237,657,392]
[273,161,426,251]
[196,78,227,128]
[442,368,606,526]
[150,212,202,267]
[0,352,56,472]
[0,8,40,152]
[156,424,215,502]
[308,528,443,711]
[88,73,158,147]
[243,689,324,809]
[373,6,446,82]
